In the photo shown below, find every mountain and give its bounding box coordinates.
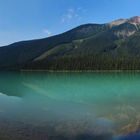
[1,16,140,70]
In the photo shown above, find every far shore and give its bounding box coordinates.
[20,69,140,73]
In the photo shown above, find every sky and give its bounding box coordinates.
[0,0,140,46]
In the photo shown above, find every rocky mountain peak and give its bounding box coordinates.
[128,16,140,24]
[109,18,127,27]
[108,16,140,27]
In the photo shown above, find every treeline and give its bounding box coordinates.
[23,54,140,71]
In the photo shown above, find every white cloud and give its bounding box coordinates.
[43,29,52,36]
[61,8,84,23]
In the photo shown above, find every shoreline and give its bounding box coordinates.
[20,69,140,73]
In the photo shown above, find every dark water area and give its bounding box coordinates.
[0,72,140,140]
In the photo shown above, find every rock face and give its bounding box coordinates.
[0,16,140,70]
[108,19,127,27]
[109,16,140,27]
[128,16,140,24]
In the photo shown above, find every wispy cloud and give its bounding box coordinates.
[43,29,52,36]
[61,7,86,23]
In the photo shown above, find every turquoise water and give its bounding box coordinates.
[0,72,140,139]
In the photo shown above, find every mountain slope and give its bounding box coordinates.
[0,23,108,70]
[1,16,140,70]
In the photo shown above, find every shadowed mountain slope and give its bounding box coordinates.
[1,16,140,70]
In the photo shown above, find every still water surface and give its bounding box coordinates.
[0,72,140,140]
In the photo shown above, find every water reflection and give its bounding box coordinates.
[0,72,140,139]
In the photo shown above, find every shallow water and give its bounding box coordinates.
[0,72,140,140]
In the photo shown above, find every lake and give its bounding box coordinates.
[0,72,140,140]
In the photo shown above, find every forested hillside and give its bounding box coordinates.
[1,16,140,70]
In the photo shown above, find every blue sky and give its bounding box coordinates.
[0,0,140,46]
